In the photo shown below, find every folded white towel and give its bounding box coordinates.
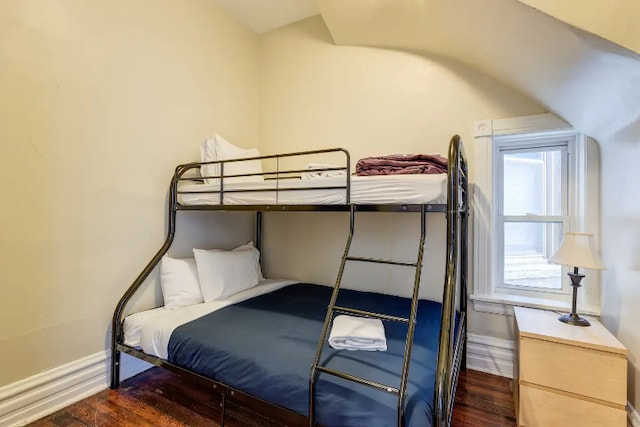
[328,315,387,351]
[302,163,347,180]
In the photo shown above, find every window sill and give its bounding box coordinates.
[470,293,601,317]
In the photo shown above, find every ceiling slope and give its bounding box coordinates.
[214,0,317,34]
[316,0,640,143]
[517,0,640,54]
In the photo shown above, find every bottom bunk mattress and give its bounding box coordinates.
[166,283,444,427]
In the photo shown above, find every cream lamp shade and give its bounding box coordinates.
[549,232,605,270]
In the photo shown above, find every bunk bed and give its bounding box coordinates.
[110,135,469,427]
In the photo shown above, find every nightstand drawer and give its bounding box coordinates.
[520,336,626,405]
[519,384,626,427]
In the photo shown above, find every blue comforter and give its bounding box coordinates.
[168,283,443,426]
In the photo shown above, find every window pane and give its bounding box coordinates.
[502,148,563,216]
[503,222,563,289]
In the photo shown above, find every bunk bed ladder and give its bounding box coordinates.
[309,203,427,427]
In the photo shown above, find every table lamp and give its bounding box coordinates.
[549,232,605,326]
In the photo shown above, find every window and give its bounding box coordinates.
[471,114,601,315]
[497,138,568,293]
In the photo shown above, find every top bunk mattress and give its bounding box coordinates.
[178,174,447,206]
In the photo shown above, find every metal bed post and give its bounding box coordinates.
[460,156,469,371]
[110,168,181,389]
[446,142,468,421]
[433,135,464,426]
[256,211,263,262]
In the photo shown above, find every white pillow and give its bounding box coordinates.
[214,134,263,184]
[160,256,204,310]
[233,241,265,281]
[200,137,217,184]
[194,247,261,302]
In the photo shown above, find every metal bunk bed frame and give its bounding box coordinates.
[110,135,468,427]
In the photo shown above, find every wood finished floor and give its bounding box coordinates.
[28,368,515,427]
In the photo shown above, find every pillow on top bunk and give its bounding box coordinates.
[200,137,217,184]
[200,134,264,185]
[215,134,264,184]
[193,245,262,302]
[160,255,204,310]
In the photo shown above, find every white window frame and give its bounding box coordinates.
[471,113,601,316]
[495,136,570,295]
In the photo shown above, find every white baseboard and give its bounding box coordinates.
[466,333,514,379]
[0,350,152,427]
[629,401,640,427]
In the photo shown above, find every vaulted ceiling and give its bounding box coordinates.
[214,0,318,34]
[215,0,640,143]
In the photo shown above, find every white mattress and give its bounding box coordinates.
[123,279,296,359]
[178,174,447,206]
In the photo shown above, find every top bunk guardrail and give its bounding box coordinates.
[173,148,352,210]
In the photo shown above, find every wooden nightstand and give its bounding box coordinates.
[513,306,627,427]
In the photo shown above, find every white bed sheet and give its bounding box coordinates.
[178,174,447,206]
[123,279,296,360]
[123,307,166,348]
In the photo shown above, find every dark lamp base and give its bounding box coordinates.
[558,313,590,327]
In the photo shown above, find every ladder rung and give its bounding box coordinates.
[314,366,399,395]
[332,306,409,324]
[345,256,417,267]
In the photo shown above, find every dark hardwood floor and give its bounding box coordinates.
[28,368,515,427]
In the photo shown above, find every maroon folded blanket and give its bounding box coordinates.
[356,153,448,176]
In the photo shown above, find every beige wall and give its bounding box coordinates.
[600,139,640,409]
[0,0,259,387]
[258,17,545,308]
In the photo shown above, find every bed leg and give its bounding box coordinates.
[219,392,226,426]
[462,334,468,370]
[110,347,121,389]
